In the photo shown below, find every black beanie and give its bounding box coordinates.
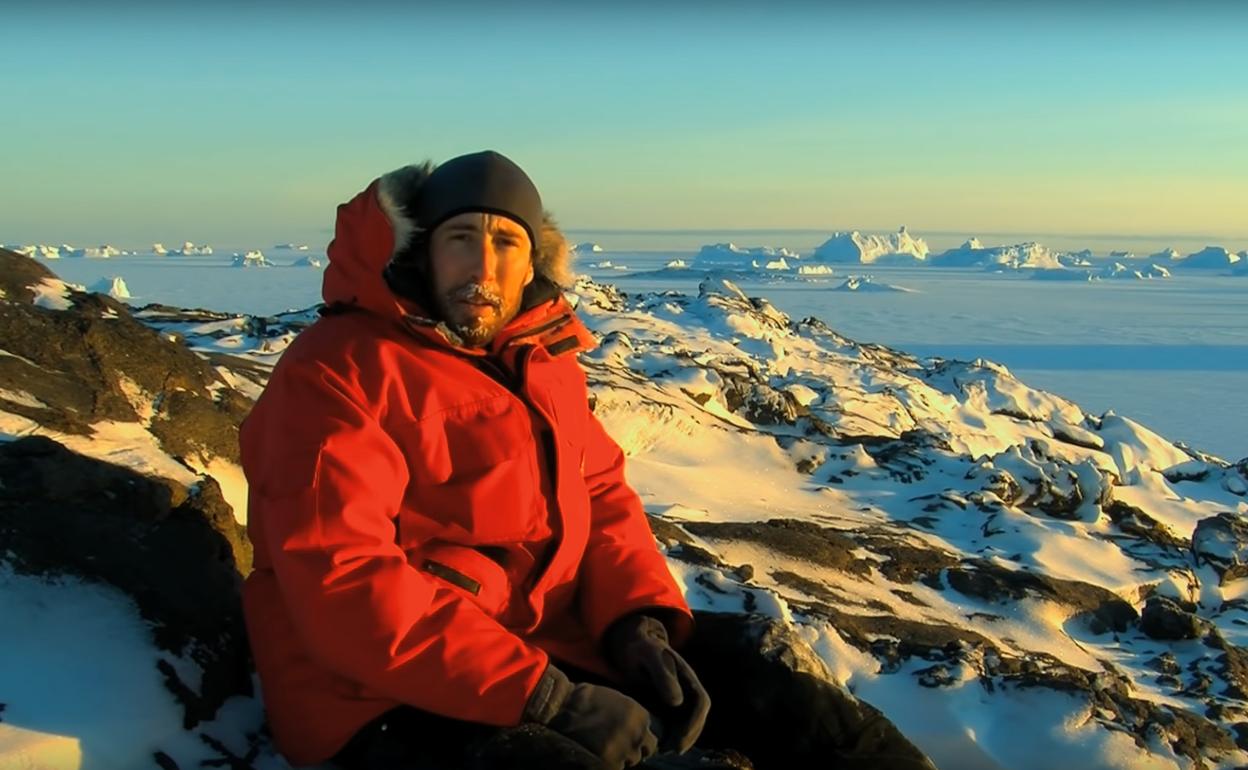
[414,150,543,251]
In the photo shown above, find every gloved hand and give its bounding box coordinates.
[604,613,711,755]
[524,663,659,770]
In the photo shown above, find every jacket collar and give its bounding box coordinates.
[396,293,596,360]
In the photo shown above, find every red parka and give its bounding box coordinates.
[239,172,693,766]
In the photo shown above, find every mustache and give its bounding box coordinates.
[448,282,502,309]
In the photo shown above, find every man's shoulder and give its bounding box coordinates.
[280,310,418,367]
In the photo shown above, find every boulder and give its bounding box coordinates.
[0,436,252,727]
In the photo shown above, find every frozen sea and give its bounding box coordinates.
[33,235,1248,462]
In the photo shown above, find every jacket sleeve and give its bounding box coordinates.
[242,354,548,726]
[576,408,695,648]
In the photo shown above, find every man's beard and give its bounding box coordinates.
[440,282,511,346]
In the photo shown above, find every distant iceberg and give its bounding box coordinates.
[231,250,272,268]
[1030,262,1172,282]
[809,227,928,264]
[1148,247,1182,261]
[152,243,168,256]
[273,243,311,251]
[1172,246,1241,269]
[73,245,123,258]
[693,242,799,268]
[17,244,62,259]
[88,276,132,299]
[572,242,604,254]
[588,260,628,271]
[831,275,915,292]
[172,241,214,256]
[1059,251,1094,267]
[932,239,1061,270]
[290,255,324,269]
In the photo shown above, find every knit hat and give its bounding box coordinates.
[413,150,543,252]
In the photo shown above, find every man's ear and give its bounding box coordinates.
[523,258,536,287]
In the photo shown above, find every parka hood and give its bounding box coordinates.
[323,162,575,317]
[322,162,590,357]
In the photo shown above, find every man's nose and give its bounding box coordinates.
[466,238,498,283]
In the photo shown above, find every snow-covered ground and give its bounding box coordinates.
[33,245,1247,461]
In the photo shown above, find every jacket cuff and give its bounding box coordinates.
[522,663,574,725]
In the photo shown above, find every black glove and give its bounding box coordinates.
[604,613,711,755]
[524,664,659,770]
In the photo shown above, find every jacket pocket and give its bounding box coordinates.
[403,398,543,543]
[415,542,511,618]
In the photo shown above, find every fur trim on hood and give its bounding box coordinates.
[375,162,575,289]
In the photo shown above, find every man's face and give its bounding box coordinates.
[428,212,535,347]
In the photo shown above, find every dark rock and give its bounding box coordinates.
[857,432,954,485]
[964,466,1023,506]
[0,247,58,303]
[1154,707,1237,759]
[646,515,697,547]
[1140,596,1207,640]
[1193,512,1248,584]
[915,664,956,688]
[0,249,247,465]
[1164,464,1212,484]
[673,543,726,569]
[1051,427,1105,451]
[945,561,1138,633]
[1233,722,1248,752]
[719,375,800,426]
[686,612,937,770]
[1147,652,1181,675]
[794,456,821,474]
[771,570,841,604]
[683,519,871,576]
[799,600,995,665]
[1206,630,1248,700]
[853,535,959,588]
[1105,500,1189,550]
[0,436,252,726]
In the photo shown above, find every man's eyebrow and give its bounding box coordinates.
[442,222,482,233]
[487,222,526,239]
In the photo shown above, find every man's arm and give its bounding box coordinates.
[576,408,695,648]
[242,355,547,725]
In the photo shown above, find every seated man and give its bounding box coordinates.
[240,151,710,770]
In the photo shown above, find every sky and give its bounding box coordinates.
[3,1,1247,251]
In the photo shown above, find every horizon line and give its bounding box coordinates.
[563,227,1248,242]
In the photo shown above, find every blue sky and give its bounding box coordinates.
[3,2,1246,249]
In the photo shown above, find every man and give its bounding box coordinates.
[239,151,710,770]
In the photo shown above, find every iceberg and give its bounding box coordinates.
[172,241,214,256]
[810,226,928,264]
[1173,246,1241,269]
[231,250,272,268]
[693,243,799,268]
[88,276,132,299]
[932,239,1061,270]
